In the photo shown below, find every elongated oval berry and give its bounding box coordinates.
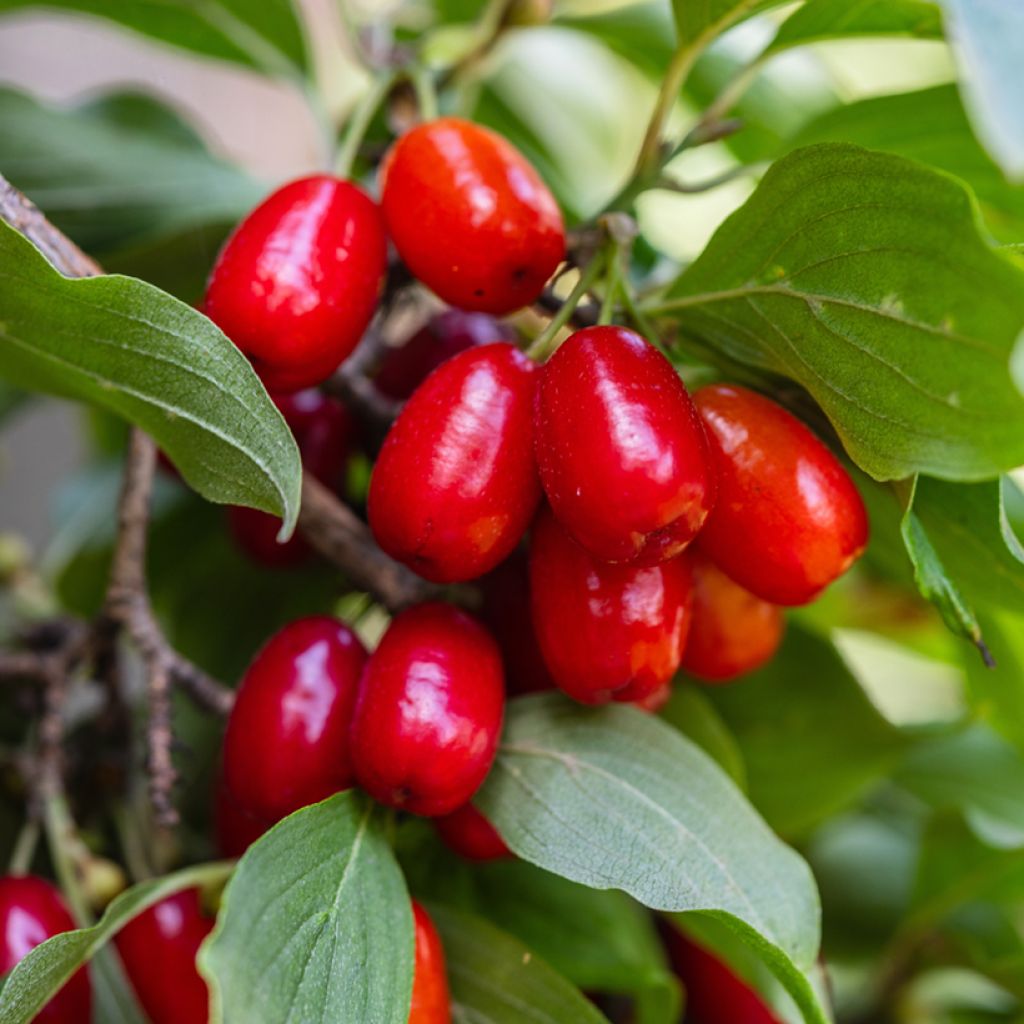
[350,603,504,817]
[410,902,451,1023]
[214,776,270,858]
[381,118,565,314]
[115,890,213,1024]
[369,344,542,583]
[223,617,367,823]
[435,804,510,862]
[205,175,386,392]
[0,875,91,1023]
[229,388,354,566]
[682,551,784,683]
[534,326,715,565]
[376,309,517,400]
[529,507,693,704]
[694,384,869,606]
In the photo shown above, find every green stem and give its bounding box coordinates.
[598,252,621,326]
[618,276,666,354]
[8,819,40,876]
[114,803,154,884]
[527,251,609,361]
[44,794,92,926]
[334,72,397,178]
[409,64,440,122]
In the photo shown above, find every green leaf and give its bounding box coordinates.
[790,85,1024,244]
[0,0,309,76]
[659,684,747,789]
[965,610,1024,755]
[474,693,821,969]
[200,793,414,1024]
[0,219,301,533]
[898,726,1024,849]
[707,625,906,837]
[940,0,1024,181]
[660,143,1024,481]
[427,904,611,1024]
[765,0,942,55]
[671,0,785,48]
[559,2,676,79]
[0,861,232,1024]
[473,860,681,1023]
[0,88,264,258]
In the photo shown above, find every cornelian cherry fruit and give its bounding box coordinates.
[214,776,270,858]
[529,507,693,704]
[368,344,541,583]
[410,902,451,1023]
[534,326,715,565]
[0,875,91,1023]
[381,118,565,314]
[228,388,354,567]
[115,890,213,1024]
[205,175,386,392]
[435,803,510,862]
[223,617,367,824]
[350,603,504,817]
[693,384,869,606]
[375,309,516,400]
[682,551,784,683]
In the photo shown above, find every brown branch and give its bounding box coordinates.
[322,327,402,436]
[298,476,437,611]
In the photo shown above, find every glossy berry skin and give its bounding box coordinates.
[529,507,693,705]
[214,777,270,858]
[534,326,715,566]
[223,617,367,824]
[205,175,386,392]
[435,803,510,862]
[662,927,781,1024]
[381,118,565,314]
[350,603,505,817]
[0,876,91,1023]
[369,344,542,583]
[682,551,784,683]
[115,890,213,1024]
[479,551,556,695]
[229,388,354,566]
[694,385,869,606]
[410,902,451,1023]
[376,310,517,400]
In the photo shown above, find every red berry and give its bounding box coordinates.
[435,804,510,862]
[534,326,715,565]
[381,118,565,314]
[632,681,673,713]
[410,902,451,1024]
[350,603,504,817]
[223,617,367,824]
[214,776,270,858]
[369,344,542,583]
[529,507,693,704]
[0,875,91,1023]
[682,551,784,682]
[662,927,781,1024]
[479,551,557,695]
[205,175,386,392]
[376,310,517,400]
[694,385,869,605]
[228,388,354,567]
[115,890,213,1024]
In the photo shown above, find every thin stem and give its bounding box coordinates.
[655,161,768,195]
[44,794,92,926]
[700,51,769,129]
[527,251,610,361]
[598,252,621,326]
[114,803,154,884]
[618,276,667,355]
[8,819,40,876]
[335,72,397,178]
[409,65,439,122]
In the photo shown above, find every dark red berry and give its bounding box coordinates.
[350,603,504,817]
[375,310,516,400]
[682,551,784,682]
[0,875,91,1023]
[214,776,270,858]
[223,617,367,824]
[115,890,213,1024]
[694,385,869,605]
[369,344,541,583]
[205,175,386,392]
[410,901,451,1023]
[228,388,354,567]
[435,804,510,862]
[529,507,693,704]
[534,326,715,565]
[381,118,565,314]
